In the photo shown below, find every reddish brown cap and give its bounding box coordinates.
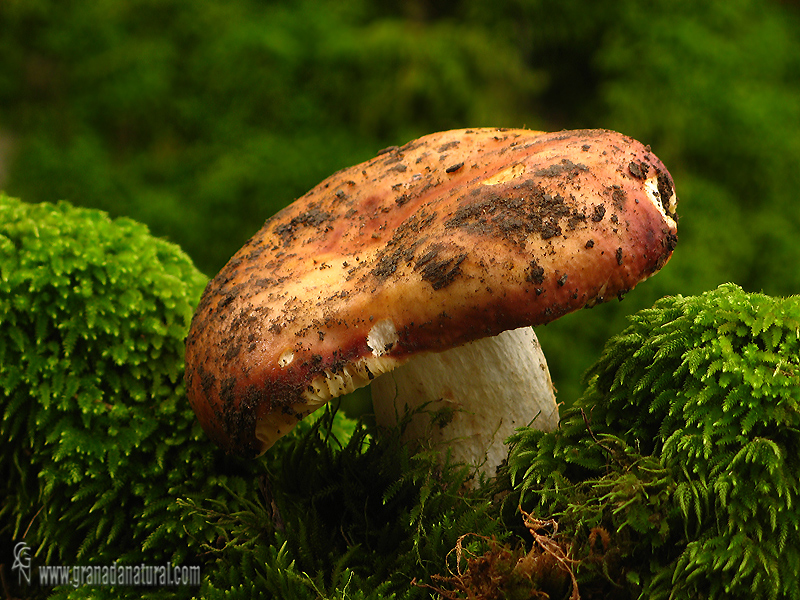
[185,128,678,457]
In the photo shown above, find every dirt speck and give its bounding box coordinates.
[526,260,545,284]
[438,141,460,152]
[567,208,588,230]
[612,187,626,210]
[628,161,650,179]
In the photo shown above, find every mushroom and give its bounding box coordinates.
[184,128,678,473]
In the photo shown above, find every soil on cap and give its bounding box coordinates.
[657,170,674,212]
[413,243,468,290]
[612,187,626,210]
[534,158,588,179]
[526,259,545,284]
[444,181,577,245]
[628,160,650,179]
[369,210,436,282]
[274,207,332,245]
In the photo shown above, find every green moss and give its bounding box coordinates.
[503,284,800,599]
[189,411,504,599]
[0,194,268,595]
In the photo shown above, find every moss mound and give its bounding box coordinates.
[189,413,503,599]
[0,194,268,596]
[504,284,800,599]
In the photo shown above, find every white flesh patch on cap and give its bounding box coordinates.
[278,349,294,368]
[644,175,677,230]
[367,319,399,357]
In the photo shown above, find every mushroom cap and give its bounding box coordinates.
[185,128,678,457]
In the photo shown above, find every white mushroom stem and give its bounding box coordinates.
[371,326,559,477]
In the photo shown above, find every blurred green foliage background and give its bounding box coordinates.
[1,0,799,407]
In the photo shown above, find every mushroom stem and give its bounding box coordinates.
[371,326,558,477]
